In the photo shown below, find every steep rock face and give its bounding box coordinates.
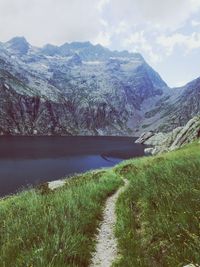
[0,37,170,136]
[0,81,130,136]
[136,116,200,155]
[141,78,200,133]
[0,82,71,135]
[157,78,200,132]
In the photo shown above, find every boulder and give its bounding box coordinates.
[136,116,200,155]
[144,147,154,155]
[170,116,200,150]
[135,131,154,144]
[48,180,66,190]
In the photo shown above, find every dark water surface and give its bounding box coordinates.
[0,136,145,197]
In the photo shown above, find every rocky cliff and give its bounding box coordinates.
[135,116,200,155]
[0,37,199,136]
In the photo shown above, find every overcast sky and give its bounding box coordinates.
[0,0,200,87]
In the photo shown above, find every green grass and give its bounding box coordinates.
[113,142,200,267]
[0,170,122,267]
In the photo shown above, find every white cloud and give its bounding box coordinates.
[157,32,200,55]
[97,0,110,12]
[191,19,200,26]
[114,21,130,35]
[123,31,161,63]
[0,0,200,48]
[0,0,104,46]
[191,0,200,10]
[93,31,111,46]
[103,0,200,31]
[123,31,148,49]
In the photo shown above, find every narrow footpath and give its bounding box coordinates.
[90,178,129,267]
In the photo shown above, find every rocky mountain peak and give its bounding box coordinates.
[6,36,30,55]
[41,44,59,56]
[67,41,93,49]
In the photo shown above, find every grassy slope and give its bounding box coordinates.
[114,142,200,267]
[0,170,122,267]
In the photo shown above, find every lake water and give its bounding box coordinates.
[0,136,145,197]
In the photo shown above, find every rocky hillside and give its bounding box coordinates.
[142,77,200,133]
[136,116,200,155]
[0,37,199,136]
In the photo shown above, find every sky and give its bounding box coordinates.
[0,0,200,87]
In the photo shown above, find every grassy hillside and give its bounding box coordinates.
[0,170,122,267]
[114,142,200,267]
[0,142,200,267]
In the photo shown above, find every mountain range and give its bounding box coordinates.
[0,36,199,136]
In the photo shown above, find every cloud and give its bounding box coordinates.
[157,32,200,55]
[97,0,110,12]
[93,31,111,46]
[0,0,199,48]
[102,0,200,31]
[191,0,200,10]
[0,0,103,46]
[122,31,161,63]
[114,21,130,35]
[191,20,200,27]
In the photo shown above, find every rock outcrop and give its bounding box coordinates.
[135,132,166,146]
[136,116,200,155]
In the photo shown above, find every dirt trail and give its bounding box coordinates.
[89,179,129,267]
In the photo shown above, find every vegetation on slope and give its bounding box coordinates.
[0,170,122,267]
[114,142,200,267]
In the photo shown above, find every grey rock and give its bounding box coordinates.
[144,147,154,155]
[135,132,154,144]
[136,132,167,146]
[170,116,200,150]
[48,180,66,190]
[136,116,200,155]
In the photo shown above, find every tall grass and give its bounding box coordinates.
[0,170,122,267]
[114,142,200,267]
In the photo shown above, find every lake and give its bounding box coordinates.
[0,136,145,197]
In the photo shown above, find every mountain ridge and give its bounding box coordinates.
[0,37,199,136]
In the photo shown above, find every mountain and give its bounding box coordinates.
[5,37,30,55]
[141,77,200,133]
[0,37,199,136]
